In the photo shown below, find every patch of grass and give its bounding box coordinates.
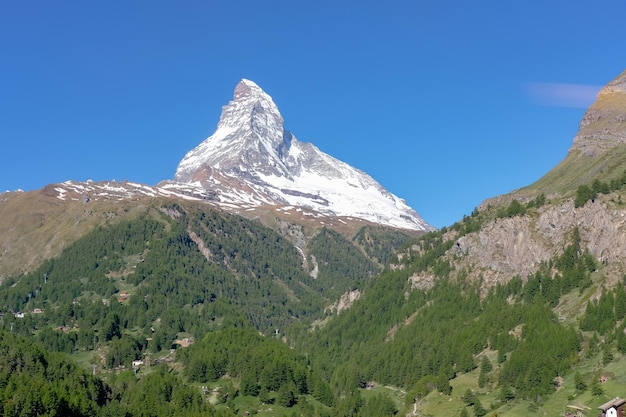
[225,392,332,417]
[412,345,626,417]
[524,145,626,198]
[554,279,600,327]
[360,384,406,412]
[71,349,99,370]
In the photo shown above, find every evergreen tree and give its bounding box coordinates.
[463,389,476,406]
[359,393,397,417]
[591,377,604,396]
[478,356,492,388]
[575,184,597,207]
[499,385,515,403]
[276,382,297,408]
[574,372,587,393]
[241,373,261,397]
[473,399,487,417]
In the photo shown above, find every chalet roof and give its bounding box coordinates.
[598,398,626,411]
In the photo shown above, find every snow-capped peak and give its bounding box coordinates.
[172,80,434,232]
[175,78,290,182]
[234,79,267,100]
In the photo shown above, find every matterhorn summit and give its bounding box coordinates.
[171,79,434,231]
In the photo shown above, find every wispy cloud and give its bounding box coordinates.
[524,82,601,108]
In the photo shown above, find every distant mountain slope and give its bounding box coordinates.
[491,69,626,203]
[293,70,626,417]
[572,69,626,156]
[446,69,626,287]
[0,195,414,333]
[0,181,414,283]
[3,70,626,417]
[169,79,433,232]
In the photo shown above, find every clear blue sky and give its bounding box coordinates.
[1,1,625,228]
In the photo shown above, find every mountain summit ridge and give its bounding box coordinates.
[571,69,626,156]
[171,79,433,231]
[174,79,291,180]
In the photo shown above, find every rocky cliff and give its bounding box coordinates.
[572,69,626,156]
[408,68,626,291]
[453,195,626,287]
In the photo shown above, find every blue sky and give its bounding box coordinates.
[1,1,625,228]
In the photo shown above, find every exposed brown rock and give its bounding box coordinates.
[572,69,626,156]
[455,195,626,288]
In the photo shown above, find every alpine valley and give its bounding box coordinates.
[1,69,626,417]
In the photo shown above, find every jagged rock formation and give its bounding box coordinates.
[170,79,433,232]
[454,197,626,287]
[409,68,626,290]
[572,69,626,156]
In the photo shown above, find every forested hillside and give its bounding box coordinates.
[298,225,593,395]
[0,199,414,417]
[0,200,409,340]
[291,192,626,416]
[3,178,626,416]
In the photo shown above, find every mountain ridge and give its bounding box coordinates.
[447,68,626,289]
[572,69,626,156]
[169,79,433,232]
[0,178,420,283]
[2,69,626,417]
[479,69,626,209]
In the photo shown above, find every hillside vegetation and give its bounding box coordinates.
[1,69,626,416]
[2,180,626,416]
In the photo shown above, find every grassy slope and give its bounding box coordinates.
[528,145,626,196]
[0,184,417,285]
[412,270,626,416]
[515,80,626,200]
[0,188,159,282]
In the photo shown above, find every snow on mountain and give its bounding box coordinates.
[170,79,434,232]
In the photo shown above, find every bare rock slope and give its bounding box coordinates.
[410,68,626,289]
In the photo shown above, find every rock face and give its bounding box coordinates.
[175,80,292,181]
[171,79,433,232]
[571,69,626,156]
[455,198,626,287]
[448,69,626,288]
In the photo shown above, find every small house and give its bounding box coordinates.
[598,398,626,417]
[118,291,129,303]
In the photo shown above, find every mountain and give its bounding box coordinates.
[0,79,431,280]
[442,69,626,287]
[167,79,433,232]
[297,68,626,415]
[572,69,626,156]
[496,69,626,201]
[2,69,626,417]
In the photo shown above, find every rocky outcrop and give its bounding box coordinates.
[327,289,361,314]
[571,69,626,156]
[456,69,626,289]
[454,195,626,287]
